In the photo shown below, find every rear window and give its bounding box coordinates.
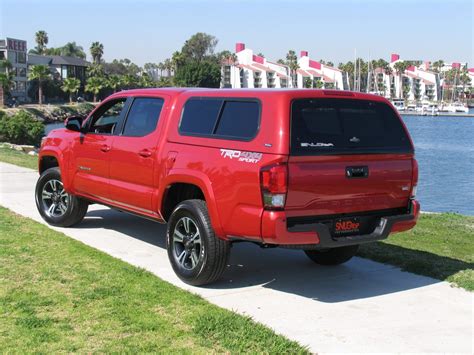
[291,98,413,155]
[179,98,260,140]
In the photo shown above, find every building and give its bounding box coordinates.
[370,54,440,101]
[221,43,292,89]
[0,37,28,102]
[297,51,347,90]
[28,54,88,84]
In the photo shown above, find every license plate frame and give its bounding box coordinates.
[333,217,362,237]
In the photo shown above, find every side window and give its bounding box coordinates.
[215,101,259,139]
[179,99,222,135]
[122,98,164,137]
[179,98,260,140]
[88,99,126,134]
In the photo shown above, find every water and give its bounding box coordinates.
[402,114,474,215]
[44,113,474,215]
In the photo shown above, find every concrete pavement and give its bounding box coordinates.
[1,161,472,353]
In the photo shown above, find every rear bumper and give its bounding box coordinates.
[261,200,420,248]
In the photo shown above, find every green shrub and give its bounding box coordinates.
[0,110,44,146]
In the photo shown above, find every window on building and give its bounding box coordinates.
[17,52,26,64]
[16,81,26,91]
[122,98,164,137]
[180,98,260,140]
[18,68,26,77]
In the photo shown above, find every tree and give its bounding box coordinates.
[174,60,220,87]
[285,50,299,88]
[34,30,48,55]
[61,77,81,104]
[28,65,51,105]
[431,60,444,73]
[181,32,218,62]
[90,42,104,64]
[0,59,13,106]
[174,33,221,87]
[85,76,105,102]
[393,61,410,99]
[60,42,86,59]
[107,74,122,93]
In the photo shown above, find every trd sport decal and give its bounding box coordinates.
[220,149,262,163]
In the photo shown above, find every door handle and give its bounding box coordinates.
[100,144,110,152]
[138,149,152,158]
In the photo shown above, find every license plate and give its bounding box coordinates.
[333,217,361,236]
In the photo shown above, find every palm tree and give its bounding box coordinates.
[34,30,48,55]
[61,42,86,59]
[28,65,51,105]
[85,76,105,102]
[107,74,122,93]
[286,50,299,88]
[393,61,410,99]
[90,42,104,64]
[61,77,81,104]
[0,60,13,107]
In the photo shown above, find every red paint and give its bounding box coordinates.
[391,53,400,62]
[300,50,308,57]
[252,54,264,64]
[309,59,321,70]
[235,42,245,52]
[406,65,416,72]
[452,62,461,69]
[39,88,419,246]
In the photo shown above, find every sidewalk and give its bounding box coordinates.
[0,161,472,353]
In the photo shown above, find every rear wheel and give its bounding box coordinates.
[35,167,88,227]
[166,200,230,286]
[304,245,359,265]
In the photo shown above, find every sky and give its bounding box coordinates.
[1,0,473,66]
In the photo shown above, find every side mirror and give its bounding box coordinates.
[65,116,84,132]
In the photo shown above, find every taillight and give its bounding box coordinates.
[260,164,288,210]
[411,158,419,198]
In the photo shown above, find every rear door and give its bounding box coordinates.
[286,98,414,216]
[108,96,165,213]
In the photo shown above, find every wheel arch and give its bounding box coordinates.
[158,171,224,237]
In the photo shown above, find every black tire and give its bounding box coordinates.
[166,199,230,286]
[35,167,88,227]
[304,245,359,265]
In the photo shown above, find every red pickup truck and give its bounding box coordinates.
[36,89,420,285]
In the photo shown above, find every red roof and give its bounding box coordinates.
[322,75,335,83]
[306,69,321,76]
[297,69,311,76]
[252,63,274,72]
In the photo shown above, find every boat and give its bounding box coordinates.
[453,102,469,113]
[391,99,405,112]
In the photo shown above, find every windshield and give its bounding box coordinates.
[291,98,413,155]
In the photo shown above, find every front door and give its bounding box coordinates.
[108,96,165,213]
[71,98,128,200]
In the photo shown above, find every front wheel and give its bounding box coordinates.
[35,167,88,227]
[304,245,359,265]
[166,200,230,286]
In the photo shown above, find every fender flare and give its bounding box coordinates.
[38,148,71,190]
[157,169,224,237]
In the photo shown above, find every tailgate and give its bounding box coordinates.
[287,97,414,217]
[286,154,413,216]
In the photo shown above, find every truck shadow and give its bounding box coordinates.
[78,208,465,303]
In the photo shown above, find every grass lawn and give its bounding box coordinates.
[359,213,474,291]
[0,207,307,353]
[0,147,38,170]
